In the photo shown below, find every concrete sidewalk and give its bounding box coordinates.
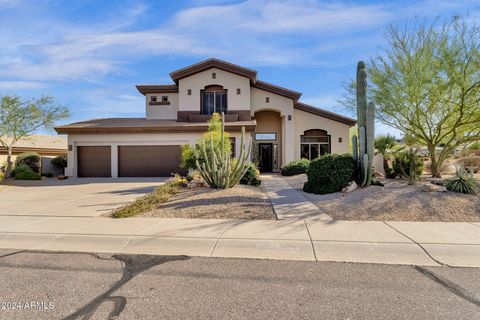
[0,215,479,267]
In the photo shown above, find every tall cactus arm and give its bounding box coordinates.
[352,135,358,163]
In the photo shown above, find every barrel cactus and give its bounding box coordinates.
[196,112,252,188]
[352,61,375,187]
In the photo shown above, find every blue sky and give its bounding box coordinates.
[0,0,478,136]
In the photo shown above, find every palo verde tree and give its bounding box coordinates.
[341,17,480,177]
[0,95,70,176]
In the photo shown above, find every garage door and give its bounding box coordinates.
[118,145,187,177]
[77,146,111,177]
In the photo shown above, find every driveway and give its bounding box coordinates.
[0,178,166,217]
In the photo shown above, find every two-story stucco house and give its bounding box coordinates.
[55,58,356,178]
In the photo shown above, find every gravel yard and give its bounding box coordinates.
[286,174,480,222]
[141,185,276,220]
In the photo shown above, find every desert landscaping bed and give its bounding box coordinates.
[111,182,276,220]
[141,185,275,220]
[286,175,480,222]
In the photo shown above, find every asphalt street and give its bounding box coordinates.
[0,249,479,320]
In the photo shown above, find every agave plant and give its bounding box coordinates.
[445,165,479,194]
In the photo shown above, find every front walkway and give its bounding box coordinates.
[261,174,331,221]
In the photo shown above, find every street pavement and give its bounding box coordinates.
[0,250,479,320]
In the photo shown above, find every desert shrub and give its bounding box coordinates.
[180,144,199,170]
[240,163,261,186]
[51,155,67,168]
[180,113,231,170]
[0,172,4,182]
[15,152,40,173]
[303,154,356,195]
[13,164,41,180]
[457,156,480,173]
[392,151,424,178]
[281,158,310,176]
[446,166,479,194]
[112,175,185,218]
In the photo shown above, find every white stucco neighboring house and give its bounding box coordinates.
[55,58,356,178]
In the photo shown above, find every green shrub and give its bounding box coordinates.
[240,163,261,186]
[15,152,40,173]
[13,164,41,180]
[303,154,356,195]
[392,151,424,178]
[281,158,310,176]
[180,113,231,170]
[446,166,479,194]
[51,155,67,168]
[0,172,4,182]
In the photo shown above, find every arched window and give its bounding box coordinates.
[201,85,227,115]
[300,129,330,160]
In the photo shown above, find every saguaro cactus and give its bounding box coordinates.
[352,61,375,187]
[196,113,252,188]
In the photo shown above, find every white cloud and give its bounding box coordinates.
[0,0,477,83]
[175,0,392,33]
[0,80,45,90]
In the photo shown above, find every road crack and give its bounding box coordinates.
[414,266,480,307]
[383,221,450,267]
[63,254,189,320]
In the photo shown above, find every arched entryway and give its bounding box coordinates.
[253,110,282,172]
[300,129,331,160]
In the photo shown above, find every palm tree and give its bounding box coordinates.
[374,135,397,174]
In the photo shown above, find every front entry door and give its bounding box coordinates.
[259,143,273,172]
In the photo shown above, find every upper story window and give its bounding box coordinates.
[162,96,168,102]
[201,85,227,115]
[151,96,157,102]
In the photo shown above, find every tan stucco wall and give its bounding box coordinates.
[65,132,251,177]
[254,110,282,169]
[293,109,350,159]
[178,68,250,112]
[145,93,179,120]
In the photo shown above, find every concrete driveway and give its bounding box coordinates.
[0,178,166,217]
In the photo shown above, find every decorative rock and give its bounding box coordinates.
[187,180,206,189]
[342,181,358,193]
[373,171,384,178]
[422,183,447,192]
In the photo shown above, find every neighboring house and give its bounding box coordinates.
[55,58,356,178]
[0,135,67,175]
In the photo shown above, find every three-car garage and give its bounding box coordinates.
[76,145,187,178]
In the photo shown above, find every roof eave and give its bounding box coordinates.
[294,102,357,126]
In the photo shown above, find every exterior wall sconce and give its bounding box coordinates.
[339,137,342,143]
[187,89,191,95]
[287,115,292,121]
[68,145,73,151]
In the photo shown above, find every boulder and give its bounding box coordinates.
[373,171,384,178]
[422,183,447,192]
[342,181,358,193]
[187,180,206,189]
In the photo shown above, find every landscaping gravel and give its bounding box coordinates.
[286,174,480,222]
[142,185,276,220]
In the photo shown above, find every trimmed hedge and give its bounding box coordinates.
[15,152,40,173]
[303,154,356,195]
[240,163,262,186]
[281,158,310,176]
